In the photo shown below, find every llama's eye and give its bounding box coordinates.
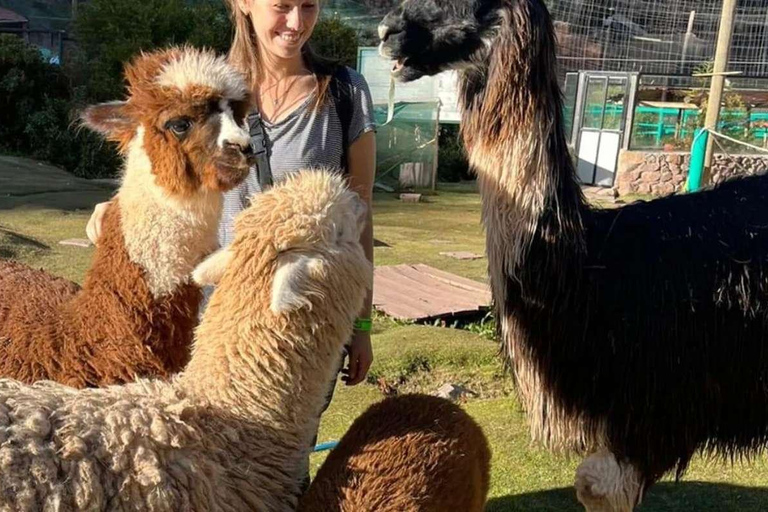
[166,118,192,136]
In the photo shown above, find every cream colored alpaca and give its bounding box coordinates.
[0,170,371,512]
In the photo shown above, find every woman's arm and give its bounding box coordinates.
[343,130,376,386]
[85,196,118,245]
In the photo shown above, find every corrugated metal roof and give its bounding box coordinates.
[0,7,28,23]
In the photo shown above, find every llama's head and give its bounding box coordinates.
[378,0,501,82]
[81,46,253,198]
[193,169,371,323]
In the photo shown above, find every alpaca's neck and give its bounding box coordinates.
[181,299,351,452]
[460,0,586,273]
[117,127,223,298]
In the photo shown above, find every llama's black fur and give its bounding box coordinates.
[510,175,768,482]
[380,0,768,491]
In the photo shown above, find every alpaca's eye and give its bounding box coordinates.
[166,118,192,136]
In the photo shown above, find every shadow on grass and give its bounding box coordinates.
[0,226,50,258]
[486,482,768,511]
[0,189,114,212]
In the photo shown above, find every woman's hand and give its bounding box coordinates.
[86,200,111,245]
[342,330,373,386]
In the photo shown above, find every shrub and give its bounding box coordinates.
[310,15,359,68]
[438,124,472,182]
[73,0,232,102]
[0,35,121,179]
[24,96,121,179]
[0,34,68,153]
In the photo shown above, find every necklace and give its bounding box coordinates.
[261,74,302,110]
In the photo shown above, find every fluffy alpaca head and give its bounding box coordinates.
[575,449,644,512]
[194,169,371,319]
[81,46,253,198]
[378,0,501,82]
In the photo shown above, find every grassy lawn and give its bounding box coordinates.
[1,158,767,510]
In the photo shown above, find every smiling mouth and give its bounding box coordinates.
[277,32,302,44]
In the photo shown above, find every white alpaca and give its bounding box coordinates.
[0,170,372,511]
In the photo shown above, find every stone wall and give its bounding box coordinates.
[614,151,768,197]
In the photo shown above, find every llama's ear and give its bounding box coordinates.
[271,252,326,314]
[81,101,134,141]
[192,248,233,286]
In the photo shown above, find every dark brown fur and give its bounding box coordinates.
[299,394,491,512]
[0,203,198,387]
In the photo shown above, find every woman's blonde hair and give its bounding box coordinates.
[224,0,335,109]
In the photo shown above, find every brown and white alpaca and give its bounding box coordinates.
[299,394,492,512]
[380,1,768,511]
[0,46,252,388]
[0,170,371,511]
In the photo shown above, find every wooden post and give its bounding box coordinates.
[72,0,78,18]
[431,100,441,192]
[679,11,696,74]
[701,0,738,186]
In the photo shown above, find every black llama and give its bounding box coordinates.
[379,0,768,510]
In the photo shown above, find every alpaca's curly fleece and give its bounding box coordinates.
[299,394,491,512]
[0,169,372,512]
[0,204,200,388]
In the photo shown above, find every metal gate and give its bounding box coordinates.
[570,72,638,187]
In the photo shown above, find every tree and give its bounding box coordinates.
[72,0,231,101]
[310,15,359,68]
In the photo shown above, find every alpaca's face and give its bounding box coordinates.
[378,0,497,82]
[83,48,254,199]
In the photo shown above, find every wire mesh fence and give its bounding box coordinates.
[549,0,768,77]
[325,0,768,79]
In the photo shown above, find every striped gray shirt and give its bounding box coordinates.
[218,67,376,247]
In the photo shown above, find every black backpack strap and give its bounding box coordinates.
[246,110,273,190]
[329,66,354,174]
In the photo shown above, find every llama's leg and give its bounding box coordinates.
[574,449,643,512]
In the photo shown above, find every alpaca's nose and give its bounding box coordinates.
[224,141,253,163]
[224,139,249,151]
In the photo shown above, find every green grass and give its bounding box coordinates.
[373,182,488,282]
[2,160,767,511]
[0,208,102,284]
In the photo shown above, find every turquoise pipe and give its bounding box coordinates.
[687,128,708,192]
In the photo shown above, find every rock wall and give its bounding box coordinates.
[614,151,768,196]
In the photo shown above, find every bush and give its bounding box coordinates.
[311,15,359,68]
[73,0,232,102]
[0,34,68,153]
[24,97,121,179]
[438,124,472,182]
[0,35,121,179]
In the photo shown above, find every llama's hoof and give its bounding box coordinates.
[574,450,642,512]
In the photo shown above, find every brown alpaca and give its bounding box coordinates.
[0,46,252,388]
[299,394,492,512]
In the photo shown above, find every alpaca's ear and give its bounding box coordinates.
[192,248,233,286]
[271,252,326,314]
[81,101,135,141]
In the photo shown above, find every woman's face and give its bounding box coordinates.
[243,0,320,62]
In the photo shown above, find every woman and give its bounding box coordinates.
[87,0,376,436]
